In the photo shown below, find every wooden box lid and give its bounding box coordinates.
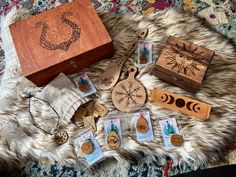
[10,0,112,85]
[155,36,214,86]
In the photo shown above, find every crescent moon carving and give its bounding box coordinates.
[186,101,193,111]
[167,95,175,104]
[161,93,168,102]
[193,103,200,113]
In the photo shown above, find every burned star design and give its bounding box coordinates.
[115,81,143,108]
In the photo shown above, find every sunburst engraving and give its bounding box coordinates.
[165,42,204,76]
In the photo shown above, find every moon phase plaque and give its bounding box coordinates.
[112,66,146,112]
[151,88,211,120]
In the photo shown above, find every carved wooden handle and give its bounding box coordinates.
[99,28,149,90]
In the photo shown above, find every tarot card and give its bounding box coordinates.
[104,118,123,149]
[77,131,104,166]
[73,73,97,97]
[137,41,153,67]
[159,116,180,150]
[132,111,154,142]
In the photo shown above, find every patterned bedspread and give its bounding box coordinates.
[1,0,235,44]
[0,0,235,176]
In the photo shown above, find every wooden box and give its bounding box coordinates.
[153,36,214,92]
[10,0,113,86]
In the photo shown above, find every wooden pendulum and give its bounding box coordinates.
[81,140,94,154]
[99,28,149,90]
[55,131,69,145]
[170,134,184,147]
[136,114,149,133]
[111,66,146,112]
[107,131,120,150]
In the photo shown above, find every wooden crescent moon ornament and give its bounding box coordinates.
[107,131,120,150]
[55,131,69,145]
[112,66,146,112]
[99,28,148,90]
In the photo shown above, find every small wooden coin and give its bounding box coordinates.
[136,115,149,133]
[112,66,146,112]
[81,141,94,154]
[107,131,120,150]
[170,134,184,147]
[55,131,69,145]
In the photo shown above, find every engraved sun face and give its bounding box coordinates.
[165,43,201,76]
[175,54,194,67]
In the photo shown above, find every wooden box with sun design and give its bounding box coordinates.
[9,0,113,86]
[153,36,214,92]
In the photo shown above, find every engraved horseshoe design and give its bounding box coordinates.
[35,12,81,51]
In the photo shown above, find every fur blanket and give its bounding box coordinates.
[0,7,236,170]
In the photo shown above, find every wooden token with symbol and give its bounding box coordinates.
[55,131,69,145]
[107,131,120,150]
[170,134,184,147]
[112,66,146,112]
[136,114,149,133]
[81,141,94,154]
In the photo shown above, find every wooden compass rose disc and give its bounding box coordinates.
[112,66,146,112]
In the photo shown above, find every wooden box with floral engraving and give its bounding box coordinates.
[153,36,214,92]
[9,0,113,86]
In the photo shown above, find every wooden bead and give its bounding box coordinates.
[170,134,184,147]
[136,115,149,133]
[107,131,120,150]
[81,141,94,154]
[55,131,69,145]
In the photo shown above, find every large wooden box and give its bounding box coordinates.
[153,36,214,92]
[10,0,113,86]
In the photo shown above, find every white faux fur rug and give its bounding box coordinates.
[0,7,236,170]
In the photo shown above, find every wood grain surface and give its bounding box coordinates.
[10,0,113,86]
[151,88,211,120]
[111,66,146,112]
[153,36,214,92]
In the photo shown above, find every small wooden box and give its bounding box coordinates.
[10,0,113,86]
[153,36,214,92]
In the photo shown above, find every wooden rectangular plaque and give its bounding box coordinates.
[151,88,211,120]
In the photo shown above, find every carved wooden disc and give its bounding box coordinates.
[136,115,149,133]
[107,131,120,150]
[170,134,184,147]
[112,66,146,112]
[81,141,94,154]
[55,131,69,145]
